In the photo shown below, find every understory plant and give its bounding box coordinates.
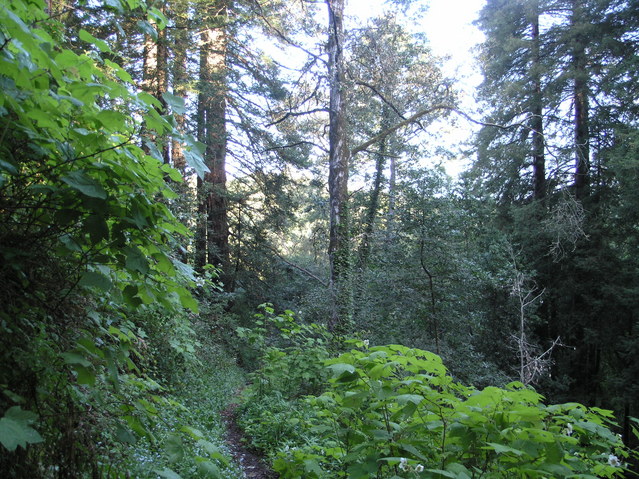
[242,337,633,478]
[236,305,334,454]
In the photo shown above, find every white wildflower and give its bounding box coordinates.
[399,457,409,472]
[564,423,573,436]
[363,339,369,348]
[415,464,424,473]
[608,454,622,467]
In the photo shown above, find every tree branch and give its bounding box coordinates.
[351,105,533,157]
[353,79,408,122]
[267,244,329,287]
[266,108,329,127]
[262,140,328,154]
[351,104,455,156]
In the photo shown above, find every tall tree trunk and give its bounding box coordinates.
[530,0,546,200]
[203,24,230,274]
[357,109,391,271]
[195,0,231,281]
[141,1,169,163]
[170,0,189,172]
[195,14,209,273]
[326,0,351,331]
[387,152,397,236]
[571,0,590,199]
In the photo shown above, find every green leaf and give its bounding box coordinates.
[395,394,424,405]
[165,434,184,463]
[196,460,223,478]
[0,159,18,175]
[78,29,112,53]
[79,271,112,291]
[115,424,137,444]
[74,365,96,386]
[0,407,43,451]
[124,246,149,274]
[137,20,158,40]
[61,352,91,367]
[178,288,198,313]
[61,171,107,199]
[183,136,209,179]
[328,363,356,376]
[154,468,182,479]
[485,442,527,456]
[84,215,109,243]
[162,92,186,115]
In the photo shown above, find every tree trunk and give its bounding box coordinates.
[195,0,231,281]
[141,1,169,164]
[326,0,351,331]
[357,108,391,270]
[572,0,590,199]
[530,1,546,200]
[170,0,189,172]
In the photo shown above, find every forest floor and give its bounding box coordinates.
[221,398,278,479]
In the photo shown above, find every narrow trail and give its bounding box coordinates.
[221,400,278,479]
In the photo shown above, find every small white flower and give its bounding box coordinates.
[363,339,370,348]
[399,457,409,472]
[608,454,622,467]
[564,423,573,436]
[415,464,424,473]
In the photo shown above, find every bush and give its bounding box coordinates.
[251,343,633,478]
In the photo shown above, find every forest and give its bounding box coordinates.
[1,0,638,477]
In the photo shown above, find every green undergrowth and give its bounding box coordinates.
[120,316,246,479]
[236,306,637,479]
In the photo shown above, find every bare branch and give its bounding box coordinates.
[351,105,535,158]
[266,108,329,127]
[262,140,328,154]
[267,244,329,287]
[353,79,408,122]
[351,104,455,156]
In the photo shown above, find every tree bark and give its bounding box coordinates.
[170,0,189,172]
[571,0,590,199]
[530,0,546,200]
[326,0,351,331]
[195,0,231,280]
[141,1,169,164]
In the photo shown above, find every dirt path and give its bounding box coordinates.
[221,401,278,479]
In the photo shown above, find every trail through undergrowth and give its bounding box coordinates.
[221,393,278,479]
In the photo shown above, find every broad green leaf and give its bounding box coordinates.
[79,271,112,291]
[183,136,209,179]
[328,363,356,376]
[165,434,184,463]
[61,352,91,367]
[78,29,112,53]
[178,288,199,313]
[74,365,96,386]
[84,215,109,243]
[162,92,186,115]
[137,20,157,40]
[61,170,107,199]
[154,468,182,479]
[114,424,137,444]
[196,460,222,478]
[485,442,527,456]
[124,246,149,274]
[395,394,424,405]
[0,159,18,174]
[0,407,43,451]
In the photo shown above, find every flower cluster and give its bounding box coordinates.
[399,457,424,474]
